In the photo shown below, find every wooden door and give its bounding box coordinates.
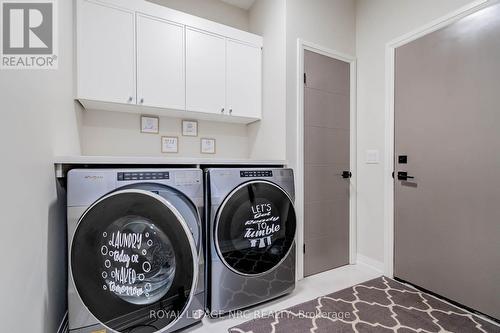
[394,3,500,320]
[303,50,351,276]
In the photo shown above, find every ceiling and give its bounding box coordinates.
[219,0,255,10]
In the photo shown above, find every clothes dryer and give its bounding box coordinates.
[67,168,204,333]
[205,168,296,316]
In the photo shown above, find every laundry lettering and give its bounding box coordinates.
[109,231,143,249]
[245,216,279,225]
[251,203,272,214]
[244,224,280,238]
[108,281,144,297]
[100,228,154,300]
[110,249,140,268]
[244,203,281,248]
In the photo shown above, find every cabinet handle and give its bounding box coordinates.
[221,108,225,114]
[229,109,233,115]
[127,97,133,103]
[140,98,144,104]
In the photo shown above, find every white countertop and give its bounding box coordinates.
[54,155,287,166]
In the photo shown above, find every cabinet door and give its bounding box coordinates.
[226,40,262,119]
[186,28,226,114]
[77,1,136,104]
[137,15,185,110]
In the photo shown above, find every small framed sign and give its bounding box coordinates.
[182,120,198,137]
[200,138,216,154]
[141,115,159,134]
[161,136,178,153]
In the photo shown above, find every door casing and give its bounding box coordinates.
[383,0,494,277]
[296,39,357,280]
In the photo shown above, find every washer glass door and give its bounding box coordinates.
[71,189,197,332]
[215,181,296,275]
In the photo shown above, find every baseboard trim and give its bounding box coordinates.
[57,311,68,333]
[357,254,385,275]
[394,277,500,325]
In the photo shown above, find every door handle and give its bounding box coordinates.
[342,171,352,179]
[397,171,415,181]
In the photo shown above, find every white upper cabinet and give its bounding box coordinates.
[186,28,226,115]
[136,14,185,110]
[226,40,262,119]
[76,0,263,124]
[77,1,136,104]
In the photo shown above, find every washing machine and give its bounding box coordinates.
[67,168,205,333]
[205,168,296,316]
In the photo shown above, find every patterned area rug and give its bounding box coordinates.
[229,276,500,333]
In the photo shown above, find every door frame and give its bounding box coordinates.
[296,39,357,280]
[383,0,493,277]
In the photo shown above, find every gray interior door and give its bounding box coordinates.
[394,3,500,320]
[304,50,350,277]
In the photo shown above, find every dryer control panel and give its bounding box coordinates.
[240,170,273,178]
[117,171,170,181]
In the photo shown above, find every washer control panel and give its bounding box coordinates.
[117,172,170,181]
[240,170,273,178]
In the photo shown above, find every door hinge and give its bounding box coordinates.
[303,243,306,253]
[304,72,307,85]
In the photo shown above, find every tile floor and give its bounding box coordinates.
[186,264,381,333]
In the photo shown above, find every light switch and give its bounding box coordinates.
[366,150,380,164]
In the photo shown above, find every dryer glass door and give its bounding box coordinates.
[71,190,197,333]
[215,181,296,275]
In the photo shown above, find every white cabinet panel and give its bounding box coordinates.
[226,40,262,119]
[186,28,226,115]
[77,1,135,104]
[136,14,185,110]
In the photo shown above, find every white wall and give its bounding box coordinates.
[147,0,250,31]
[0,0,80,332]
[80,110,249,158]
[247,0,287,160]
[355,0,476,266]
